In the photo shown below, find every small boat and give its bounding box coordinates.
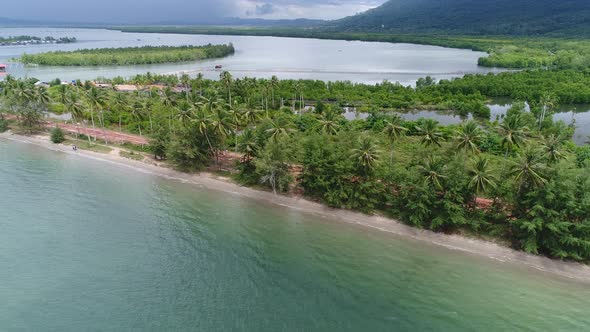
[0,64,6,72]
[215,65,223,69]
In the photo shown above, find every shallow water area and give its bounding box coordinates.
[1,139,590,331]
[0,28,501,84]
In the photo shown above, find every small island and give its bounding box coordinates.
[0,35,77,46]
[19,44,235,66]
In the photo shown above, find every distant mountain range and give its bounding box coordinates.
[329,0,590,36]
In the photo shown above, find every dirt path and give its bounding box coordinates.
[49,122,149,145]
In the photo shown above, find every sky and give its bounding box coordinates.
[2,0,387,23]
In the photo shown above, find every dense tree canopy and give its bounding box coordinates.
[20,44,235,66]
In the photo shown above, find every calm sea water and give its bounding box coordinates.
[1,139,589,331]
[0,28,501,84]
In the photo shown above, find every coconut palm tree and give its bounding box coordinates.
[238,129,259,162]
[541,134,566,164]
[455,120,483,155]
[228,106,243,152]
[209,106,232,167]
[270,75,279,108]
[242,107,261,125]
[160,87,176,132]
[320,110,341,135]
[180,73,190,102]
[220,71,233,105]
[56,83,70,105]
[65,92,84,140]
[266,117,295,142]
[509,147,548,194]
[498,114,528,158]
[498,114,529,174]
[110,92,129,133]
[468,157,498,197]
[195,73,204,95]
[129,101,146,138]
[176,103,193,128]
[84,87,105,142]
[417,157,448,191]
[416,119,444,147]
[191,103,214,155]
[351,136,381,176]
[383,115,408,164]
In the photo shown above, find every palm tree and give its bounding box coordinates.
[84,87,105,142]
[220,71,233,105]
[538,93,557,129]
[209,105,232,167]
[191,104,215,156]
[56,84,70,105]
[417,157,447,190]
[455,121,483,155]
[468,157,498,197]
[293,82,304,113]
[383,115,408,164]
[351,136,381,176]
[266,117,295,142]
[110,92,129,133]
[508,147,548,194]
[270,75,279,108]
[416,119,444,147]
[242,107,261,125]
[541,134,566,164]
[195,73,204,95]
[320,110,341,135]
[129,101,146,137]
[498,114,528,158]
[228,106,243,152]
[160,87,176,132]
[65,92,84,140]
[33,86,50,108]
[498,114,529,174]
[180,73,191,102]
[176,103,193,128]
[238,129,259,162]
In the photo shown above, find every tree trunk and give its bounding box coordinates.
[90,110,96,142]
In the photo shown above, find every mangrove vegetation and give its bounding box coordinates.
[19,44,235,66]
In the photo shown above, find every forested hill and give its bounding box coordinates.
[329,0,590,36]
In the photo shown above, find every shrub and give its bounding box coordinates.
[50,127,65,144]
[0,118,8,133]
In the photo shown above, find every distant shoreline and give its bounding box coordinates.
[3,130,590,283]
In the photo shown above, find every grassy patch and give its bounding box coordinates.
[119,150,144,161]
[63,139,113,153]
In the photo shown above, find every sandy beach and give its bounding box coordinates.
[3,130,590,283]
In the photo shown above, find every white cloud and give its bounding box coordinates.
[2,0,387,22]
[236,0,384,19]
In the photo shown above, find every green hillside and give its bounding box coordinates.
[331,0,590,36]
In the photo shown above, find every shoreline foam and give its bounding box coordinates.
[3,131,590,283]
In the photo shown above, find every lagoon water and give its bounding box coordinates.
[0,28,501,84]
[1,139,590,331]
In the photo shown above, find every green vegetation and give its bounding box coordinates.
[20,44,235,66]
[120,150,144,161]
[50,127,65,143]
[63,139,113,153]
[1,72,588,263]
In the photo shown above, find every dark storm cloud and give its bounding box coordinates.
[3,0,386,22]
